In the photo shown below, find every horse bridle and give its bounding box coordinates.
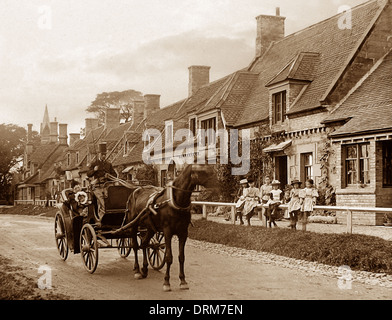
[166,183,193,211]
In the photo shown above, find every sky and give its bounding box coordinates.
[0,0,368,136]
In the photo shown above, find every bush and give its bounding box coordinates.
[188,220,392,274]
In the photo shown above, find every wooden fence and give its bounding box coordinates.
[191,202,392,234]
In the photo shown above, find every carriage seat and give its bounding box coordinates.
[101,185,134,227]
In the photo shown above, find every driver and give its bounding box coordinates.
[87,142,117,223]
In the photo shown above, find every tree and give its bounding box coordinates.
[0,124,32,202]
[86,89,143,124]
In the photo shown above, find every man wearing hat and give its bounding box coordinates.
[87,142,117,222]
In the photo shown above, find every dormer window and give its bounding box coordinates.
[272,91,287,124]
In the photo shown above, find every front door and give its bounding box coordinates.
[275,156,288,189]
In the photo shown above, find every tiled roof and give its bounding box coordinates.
[328,50,392,137]
[30,144,58,165]
[235,0,384,126]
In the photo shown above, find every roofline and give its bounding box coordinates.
[319,0,387,103]
[330,127,392,139]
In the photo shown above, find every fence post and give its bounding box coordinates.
[231,206,236,224]
[347,210,353,234]
[202,204,207,220]
[302,213,307,231]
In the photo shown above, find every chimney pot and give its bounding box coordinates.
[58,123,68,145]
[49,121,58,144]
[85,118,100,137]
[188,66,210,97]
[255,11,286,57]
[104,108,121,129]
[143,94,160,119]
[69,133,81,146]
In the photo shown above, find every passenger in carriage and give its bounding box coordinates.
[86,142,117,224]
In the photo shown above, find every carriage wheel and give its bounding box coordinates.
[54,212,68,261]
[80,224,99,274]
[147,232,166,271]
[116,238,132,258]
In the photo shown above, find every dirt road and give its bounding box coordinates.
[0,214,391,300]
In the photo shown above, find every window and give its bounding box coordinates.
[76,152,79,164]
[301,153,313,182]
[161,170,167,187]
[190,118,197,137]
[272,91,287,124]
[383,141,392,187]
[201,117,216,145]
[344,144,370,186]
[67,153,71,166]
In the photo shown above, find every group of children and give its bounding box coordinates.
[234,177,319,230]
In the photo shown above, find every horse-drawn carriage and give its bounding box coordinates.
[54,180,166,273]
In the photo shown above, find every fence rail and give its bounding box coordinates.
[14,200,58,207]
[191,201,392,234]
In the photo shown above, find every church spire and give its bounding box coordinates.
[40,105,51,144]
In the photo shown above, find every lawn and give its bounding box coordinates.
[188,220,392,275]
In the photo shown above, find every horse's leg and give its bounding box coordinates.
[178,233,189,290]
[140,229,154,278]
[163,231,173,292]
[132,229,142,279]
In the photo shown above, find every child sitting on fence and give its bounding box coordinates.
[230,179,249,223]
[299,179,319,231]
[259,177,272,221]
[266,180,283,228]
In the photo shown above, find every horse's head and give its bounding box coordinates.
[189,164,219,190]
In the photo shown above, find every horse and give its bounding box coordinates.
[125,164,218,292]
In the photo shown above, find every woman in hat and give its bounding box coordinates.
[228,178,249,223]
[241,178,260,226]
[287,179,302,230]
[266,180,283,228]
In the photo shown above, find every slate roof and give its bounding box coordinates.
[327,50,392,137]
[235,0,385,126]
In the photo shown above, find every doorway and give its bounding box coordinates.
[275,156,288,189]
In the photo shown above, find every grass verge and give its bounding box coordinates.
[0,205,57,217]
[188,220,392,275]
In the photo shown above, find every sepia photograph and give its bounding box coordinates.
[0,0,391,311]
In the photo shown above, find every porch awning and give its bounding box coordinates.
[122,166,134,173]
[263,140,292,153]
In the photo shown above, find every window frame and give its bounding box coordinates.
[272,90,287,125]
[382,140,392,187]
[343,143,370,187]
[301,153,314,182]
[200,117,217,146]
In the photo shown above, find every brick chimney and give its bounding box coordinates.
[49,121,58,144]
[58,123,68,145]
[26,124,34,155]
[188,66,210,97]
[133,100,145,122]
[69,133,81,147]
[255,7,286,57]
[104,108,121,129]
[143,94,160,119]
[85,118,99,137]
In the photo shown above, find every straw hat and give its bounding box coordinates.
[271,180,281,186]
[240,179,248,185]
[291,179,302,186]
